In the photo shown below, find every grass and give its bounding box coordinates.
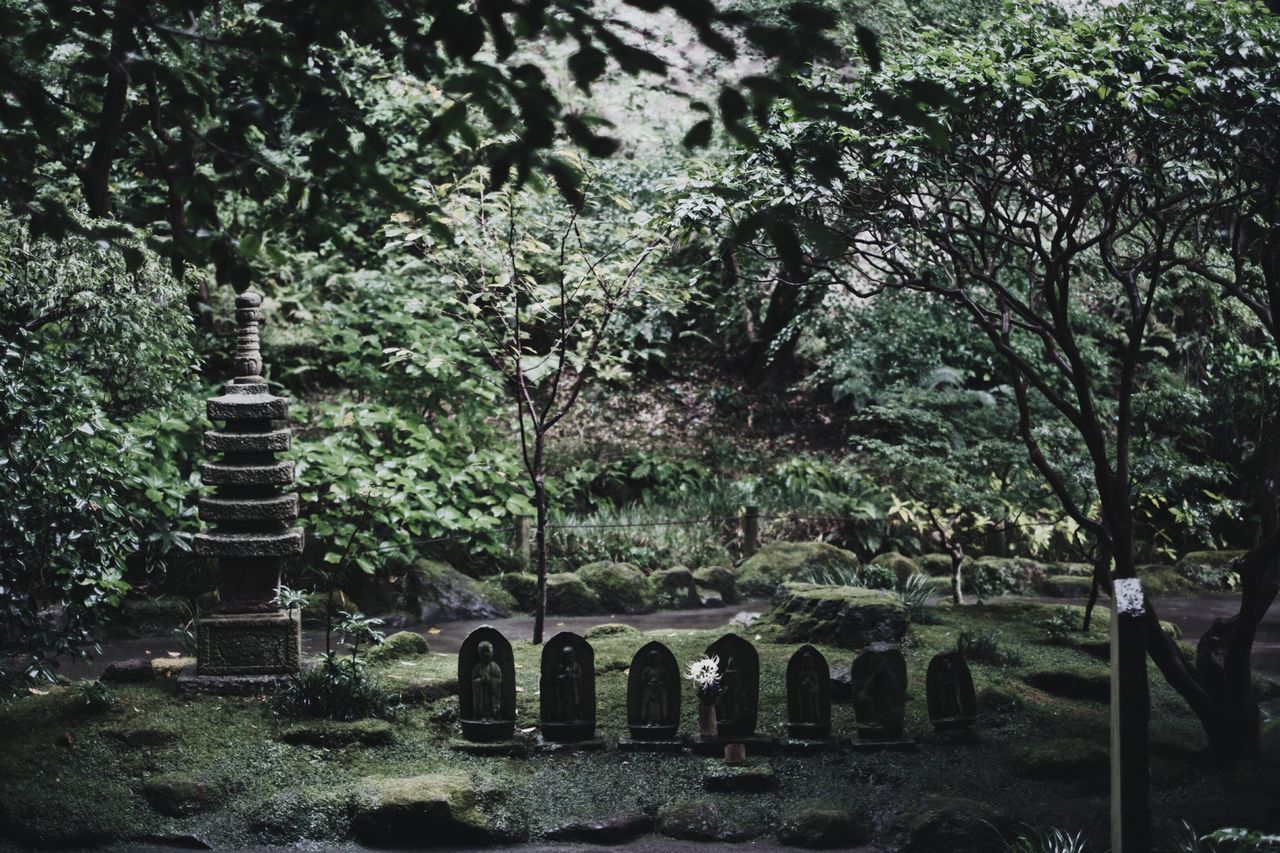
[0,602,1269,849]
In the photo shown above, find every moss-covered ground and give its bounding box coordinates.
[2,602,1277,850]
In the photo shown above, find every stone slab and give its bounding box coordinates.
[446,738,528,758]
[690,734,778,757]
[779,737,843,755]
[844,737,917,753]
[617,737,688,754]
[199,494,299,523]
[533,736,610,754]
[193,528,304,558]
[201,460,294,486]
[175,667,293,697]
[195,611,301,676]
[207,393,288,421]
[702,762,778,792]
[204,428,291,453]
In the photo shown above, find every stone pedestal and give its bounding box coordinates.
[179,292,303,696]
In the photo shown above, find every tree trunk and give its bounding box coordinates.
[82,9,133,218]
[532,435,549,645]
[949,544,965,606]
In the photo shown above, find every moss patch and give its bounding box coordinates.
[351,773,502,846]
[693,565,738,603]
[279,719,395,747]
[736,541,862,597]
[769,582,907,647]
[1009,738,1109,781]
[1041,575,1094,597]
[871,551,921,583]
[546,573,601,615]
[365,631,430,664]
[578,561,657,614]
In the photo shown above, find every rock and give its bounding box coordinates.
[578,561,657,614]
[729,611,761,627]
[696,586,725,608]
[249,787,352,840]
[1052,562,1094,577]
[871,551,921,583]
[830,663,853,702]
[1040,575,1094,597]
[919,553,971,578]
[137,833,212,849]
[390,675,459,705]
[703,763,777,792]
[101,658,155,684]
[1024,667,1110,703]
[769,582,908,648]
[966,557,1048,596]
[894,796,1009,853]
[351,774,501,846]
[498,572,538,611]
[279,719,395,747]
[656,800,760,842]
[547,814,653,844]
[736,542,862,597]
[141,773,223,817]
[152,655,195,679]
[406,559,511,624]
[693,566,738,603]
[546,573,601,615]
[777,805,873,849]
[584,623,638,639]
[652,567,698,608]
[1010,738,1109,780]
[365,631,430,664]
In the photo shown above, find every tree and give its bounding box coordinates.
[389,162,669,643]
[692,0,1280,765]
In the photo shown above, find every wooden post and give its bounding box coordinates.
[1111,577,1150,853]
[743,505,760,558]
[516,514,532,570]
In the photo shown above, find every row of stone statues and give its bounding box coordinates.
[457,627,977,745]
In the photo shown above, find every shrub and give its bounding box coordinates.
[74,679,115,714]
[1041,607,1079,645]
[860,564,897,591]
[1001,825,1088,853]
[271,653,399,721]
[895,572,933,623]
[956,630,1022,666]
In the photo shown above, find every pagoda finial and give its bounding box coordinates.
[233,291,264,384]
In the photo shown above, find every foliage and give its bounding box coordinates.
[73,679,115,714]
[956,630,1021,667]
[895,572,933,623]
[1001,826,1088,853]
[1041,607,1079,645]
[270,652,398,722]
[0,218,192,690]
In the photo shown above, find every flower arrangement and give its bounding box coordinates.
[685,655,721,703]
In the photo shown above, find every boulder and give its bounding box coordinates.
[871,551,921,583]
[651,567,698,608]
[777,805,873,849]
[584,623,638,639]
[1052,562,1094,577]
[655,800,760,842]
[547,814,653,844]
[279,719,395,747]
[966,557,1048,596]
[249,787,352,841]
[101,658,155,684]
[405,559,511,624]
[546,573,601,615]
[1009,738,1108,781]
[769,582,908,648]
[736,542,862,597]
[577,562,657,614]
[693,565,738,603]
[1024,667,1110,703]
[387,675,458,705]
[141,773,223,817]
[894,796,1009,853]
[1040,575,1094,598]
[351,774,500,847]
[919,553,971,578]
[498,572,538,611]
[703,763,777,792]
[365,631,429,664]
[696,586,725,608]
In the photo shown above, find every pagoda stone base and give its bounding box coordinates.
[194,610,301,678]
[175,668,294,697]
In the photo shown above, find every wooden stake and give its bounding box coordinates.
[1111,577,1150,852]
[743,505,760,558]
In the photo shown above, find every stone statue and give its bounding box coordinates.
[458,626,517,741]
[470,641,502,721]
[786,644,831,739]
[926,651,977,730]
[705,633,760,738]
[626,641,680,740]
[540,632,597,742]
[850,642,907,741]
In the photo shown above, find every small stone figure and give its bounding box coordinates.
[705,633,760,738]
[540,632,597,742]
[926,651,977,730]
[458,626,517,741]
[786,644,831,739]
[471,641,502,721]
[850,642,908,741]
[627,641,680,740]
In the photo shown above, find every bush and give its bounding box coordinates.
[895,572,933,623]
[74,679,115,714]
[271,653,399,721]
[577,562,657,614]
[956,630,1022,667]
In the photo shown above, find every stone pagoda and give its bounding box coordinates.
[178,292,303,694]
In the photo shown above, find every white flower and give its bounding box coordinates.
[684,655,720,687]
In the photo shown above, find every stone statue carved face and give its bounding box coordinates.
[562,646,575,662]
[647,650,660,666]
[478,641,494,662]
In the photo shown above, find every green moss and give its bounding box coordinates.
[279,719,395,747]
[112,595,190,637]
[351,773,501,846]
[736,541,862,597]
[920,553,971,577]
[577,562,657,614]
[142,772,224,816]
[1139,565,1198,597]
[365,631,430,664]
[1009,738,1108,780]
[498,572,538,611]
[1040,575,1094,597]
[871,551,921,583]
[546,573,601,615]
[692,565,738,602]
[584,623,638,639]
[769,582,907,647]
[1052,562,1094,577]
[776,804,872,849]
